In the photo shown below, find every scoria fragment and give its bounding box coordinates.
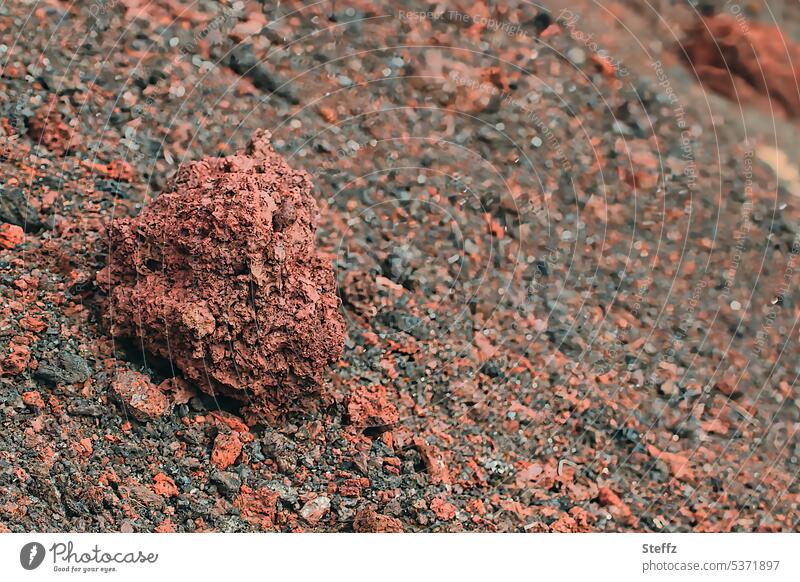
[98,130,346,421]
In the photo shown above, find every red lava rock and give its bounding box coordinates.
[110,370,171,422]
[0,223,24,249]
[107,160,135,182]
[22,390,45,409]
[211,432,243,470]
[154,518,177,533]
[598,486,623,507]
[152,473,179,497]
[19,316,46,333]
[339,477,369,497]
[353,506,404,532]
[346,384,399,429]
[78,438,93,457]
[99,130,345,421]
[598,486,637,526]
[208,410,252,437]
[3,343,30,375]
[682,14,800,117]
[28,99,77,156]
[430,497,457,521]
[234,486,279,529]
[413,437,451,485]
[647,445,695,482]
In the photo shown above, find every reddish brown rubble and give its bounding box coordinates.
[211,432,243,470]
[27,99,78,156]
[110,370,171,422]
[98,131,346,421]
[353,506,404,533]
[346,384,399,428]
[235,486,279,529]
[0,223,24,249]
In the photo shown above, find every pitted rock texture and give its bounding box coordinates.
[98,130,345,421]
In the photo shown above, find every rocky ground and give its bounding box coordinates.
[1,0,799,532]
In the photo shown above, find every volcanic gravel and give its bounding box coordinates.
[1,0,799,533]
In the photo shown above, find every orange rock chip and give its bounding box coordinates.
[0,223,24,249]
[111,370,171,422]
[346,384,399,429]
[211,432,243,470]
[353,506,403,532]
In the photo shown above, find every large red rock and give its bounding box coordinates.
[98,131,345,421]
[682,14,800,117]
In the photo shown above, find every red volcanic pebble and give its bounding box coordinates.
[353,506,404,533]
[2,343,30,375]
[99,130,345,421]
[152,473,179,498]
[211,432,243,470]
[430,497,457,521]
[110,370,171,422]
[22,390,46,410]
[235,486,280,529]
[28,99,77,156]
[0,223,24,249]
[346,384,399,428]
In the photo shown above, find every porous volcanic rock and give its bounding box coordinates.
[98,130,345,421]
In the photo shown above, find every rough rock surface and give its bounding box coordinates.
[110,370,171,422]
[0,224,23,249]
[682,14,800,117]
[98,131,345,421]
[353,507,404,533]
[27,99,77,156]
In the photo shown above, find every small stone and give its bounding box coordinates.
[264,481,299,506]
[211,471,241,495]
[110,370,171,422]
[67,400,104,417]
[430,497,457,521]
[235,486,279,529]
[153,473,179,497]
[346,384,399,429]
[0,223,24,249]
[35,352,91,385]
[211,432,243,470]
[567,47,586,65]
[2,343,30,375]
[22,391,46,409]
[353,506,404,532]
[299,495,330,525]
